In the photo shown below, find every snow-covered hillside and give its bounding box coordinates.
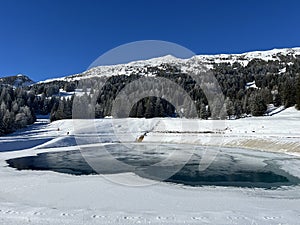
[194,47,300,67]
[0,74,34,87]
[39,47,300,83]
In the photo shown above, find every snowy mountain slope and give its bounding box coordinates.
[0,74,34,87]
[193,47,300,67]
[39,47,300,83]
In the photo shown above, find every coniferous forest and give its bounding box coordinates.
[1,54,300,135]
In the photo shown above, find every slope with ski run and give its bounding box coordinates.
[0,108,300,224]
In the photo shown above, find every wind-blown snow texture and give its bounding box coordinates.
[0,107,300,224]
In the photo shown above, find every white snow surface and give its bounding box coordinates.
[0,107,300,224]
[245,81,258,89]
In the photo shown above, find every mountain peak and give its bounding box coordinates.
[0,74,34,87]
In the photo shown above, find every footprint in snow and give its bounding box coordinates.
[33,211,46,216]
[263,216,281,220]
[5,210,19,215]
[191,216,209,221]
[156,216,174,220]
[227,215,248,221]
[61,212,73,217]
[91,215,106,219]
[123,216,142,220]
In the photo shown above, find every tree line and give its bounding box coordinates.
[1,55,300,135]
[49,56,300,121]
[0,86,36,135]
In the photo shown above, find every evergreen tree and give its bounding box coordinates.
[199,103,208,119]
[145,97,154,118]
[296,76,300,110]
[249,92,267,116]
[95,103,103,118]
[281,78,296,107]
[225,98,235,117]
[136,102,144,118]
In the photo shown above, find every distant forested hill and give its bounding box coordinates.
[1,48,300,135]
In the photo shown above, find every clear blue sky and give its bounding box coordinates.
[1,0,300,81]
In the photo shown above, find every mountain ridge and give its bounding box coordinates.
[39,47,300,84]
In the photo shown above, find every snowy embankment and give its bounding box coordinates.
[144,107,300,155]
[0,107,300,224]
[21,107,299,155]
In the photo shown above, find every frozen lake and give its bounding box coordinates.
[1,114,300,224]
[6,143,300,189]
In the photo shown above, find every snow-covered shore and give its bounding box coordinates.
[145,107,300,155]
[1,162,300,225]
[1,147,300,225]
[0,107,300,224]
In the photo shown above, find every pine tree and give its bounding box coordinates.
[154,97,162,117]
[145,97,154,118]
[0,107,5,135]
[136,102,144,118]
[296,76,300,110]
[225,98,235,117]
[249,92,267,116]
[95,103,103,118]
[3,110,13,133]
[56,98,66,120]
[64,98,72,119]
[273,92,282,107]
[282,78,296,107]
[199,103,208,119]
